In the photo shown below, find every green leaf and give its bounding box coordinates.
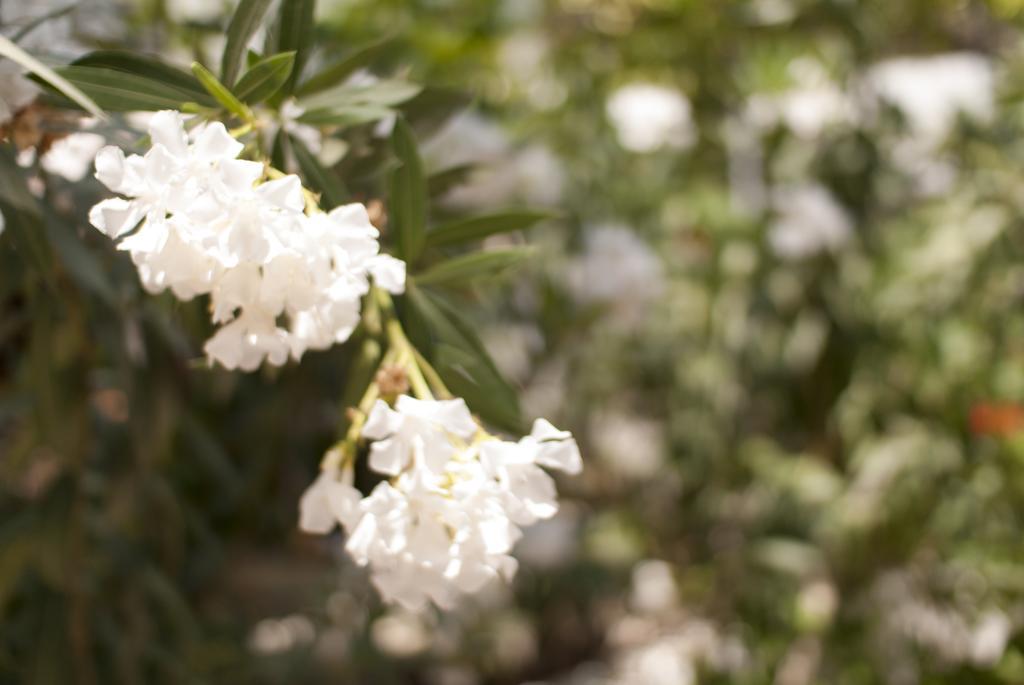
[220,0,275,85]
[191,61,251,119]
[270,129,290,171]
[428,163,475,198]
[72,50,212,102]
[402,285,522,432]
[296,35,398,96]
[389,118,428,263]
[290,134,348,209]
[0,148,40,215]
[46,66,200,111]
[273,0,315,94]
[413,247,534,286]
[401,87,472,138]
[295,103,394,127]
[295,79,421,127]
[43,215,117,308]
[0,35,104,118]
[427,210,555,248]
[233,51,295,103]
[299,79,422,112]
[0,149,53,287]
[340,338,382,425]
[435,343,523,433]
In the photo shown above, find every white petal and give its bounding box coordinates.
[512,465,559,521]
[535,438,583,475]
[219,159,263,193]
[327,203,378,236]
[94,146,128,191]
[530,418,572,442]
[143,144,180,184]
[362,399,402,439]
[88,198,142,238]
[395,396,477,438]
[192,121,243,161]
[368,254,406,294]
[480,440,533,473]
[325,476,362,531]
[147,110,189,158]
[345,513,378,565]
[256,175,305,212]
[368,438,407,476]
[298,473,337,534]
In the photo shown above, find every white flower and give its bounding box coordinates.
[298,459,362,534]
[298,395,582,611]
[606,83,695,153]
[41,132,106,182]
[88,110,406,370]
[362,395,477,475]
[746,58,857,139]
[480,418,582,525]
[768,184,852,260]
[867,53,993,146]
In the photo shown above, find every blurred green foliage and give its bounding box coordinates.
[4,0,1024,684]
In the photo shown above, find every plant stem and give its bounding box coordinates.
[373,287,450,401]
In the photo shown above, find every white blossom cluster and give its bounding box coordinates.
[300,395,582,611]
[88,110,405,370]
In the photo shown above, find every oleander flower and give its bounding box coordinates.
[299,395,582,611]
[88,110,406,370]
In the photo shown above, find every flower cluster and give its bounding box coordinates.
[89,110,405,370]
[300,395,582,611]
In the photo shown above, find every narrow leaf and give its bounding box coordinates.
[436,343,523,433]
[404,285,522,431]
[401,87,472,138]
[389,117,427,263]
[0,34,104,118]
[297,103,395,127]
[428,163,475,198]
[47,66,201,111]
[296,36,398,96]
[72,50,212,101]
[290,134,348,209]
[43,216,117,308]
[413,247,534,287]
[220,0,275,85]
[191,61,251,119]
[299,79,421,112]
[427,210,554,248]
[274,0,315,94]
[233,51,295,103]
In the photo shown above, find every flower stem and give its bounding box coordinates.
[373,287,451,401]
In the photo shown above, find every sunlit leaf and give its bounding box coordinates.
[0,34,104,117]
[233,51,295,103]
[389,117,428,263]
[426,210,555,248]
[413,247,534,286]
[220,0,275,85]
[296,35,398,96]
[290,134,348,209]
[272,0,315,95]
[191,61,251,119]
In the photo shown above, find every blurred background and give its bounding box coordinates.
[4,0,1024,683]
